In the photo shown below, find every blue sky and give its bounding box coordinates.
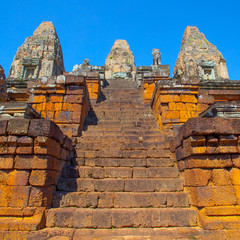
[1,0,239,79]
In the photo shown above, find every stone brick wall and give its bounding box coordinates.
[85,72,101,102]
[151,79,240,131]
[151,80,199,130]
[28,75,90,138]
[142,73,171,104]
[174,118,240,230]
[0,119,73,234]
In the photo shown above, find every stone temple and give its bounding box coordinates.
[1,22,240,240]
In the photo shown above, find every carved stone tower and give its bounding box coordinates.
[105,40,136,80]
[174,26,229,83]
[8,21,65,80]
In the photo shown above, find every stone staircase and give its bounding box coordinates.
[29,79,198,239]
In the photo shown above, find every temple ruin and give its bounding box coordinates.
[8,22,64,80]
[105,40,136,79]
[1,23,240,240]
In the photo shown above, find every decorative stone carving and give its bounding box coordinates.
[72,59,92,74]
[174,26,229,83]
[0,65,7,102]
[105,40,136,80]
[152,48,161,65]
[8,21,65,80]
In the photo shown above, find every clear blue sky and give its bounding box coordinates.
[1,0,239,79]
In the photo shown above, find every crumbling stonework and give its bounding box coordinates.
[8,22,64,80]
[0,65,7,102]
[174,26,229,83]
[105,40,136,79]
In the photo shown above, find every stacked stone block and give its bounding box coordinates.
[0,119,73,236]
[174,118,240,230]
[29,75,90,138]
[85,72,101,102]
[151,80,199,130]
[142,73,171,103]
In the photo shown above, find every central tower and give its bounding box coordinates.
[105,40,136,80]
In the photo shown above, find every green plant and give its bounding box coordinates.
[19,78,23,82]
[23,47,26,50]
[110,56,113,59]
[205,40,208,45]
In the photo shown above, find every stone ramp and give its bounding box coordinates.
[29,78,198,237]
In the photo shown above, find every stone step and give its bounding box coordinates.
[57,178,183,192]
[75,157,175,168]
[46,208,197,229]
[75,149,172,159]
[75,142,169,151]
[62,166,179,179]
[83,126,160,132]
[76,135,169,143]
[52,192,189,208]
[27,227,228,240]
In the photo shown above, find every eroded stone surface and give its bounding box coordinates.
[8,21,64,80]
[0,65,7,102]
[174,26,229,83]
[105,40,136,79]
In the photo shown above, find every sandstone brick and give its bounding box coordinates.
[0,120,8,135]
[164,111,180,119]
[92,209,112,228]
[187,186,215,207]
[7,119,30,135]
[73,209,92,228]
[232,154,240,168]
[213,186,237,206]
[0,155,14,169]
[180,94,197,103]
[94,179,124,192]
[62,103,73,111]
[8,186,31,207]
[45,102,54,111]
[7,170,30,186]
[50,208,75,228]
[114,192,132,208]
[68,95,83,104]
[15,155,54,170]
[16,146,33,154]
[184,169,211,186]
[98,193,114,208]
[54,111,73,123]
[160,95,180,103]
[33,95,46,103]
[29,170,56,186]
[66,86,84,95]
[50,95,63,103]
[187,155,233,169]
[0,185,9,207]
[29,186,55,207]
[230,168,240,185]
[212,169,232,186]
[29,119,63,144]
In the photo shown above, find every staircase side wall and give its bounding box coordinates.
[151,80,240,130]
[174,118,240,230]
[28,75,90,138]
[0,119,73,237]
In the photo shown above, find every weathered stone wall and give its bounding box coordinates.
[174,26,229,83]
[28,75,90,138]
[151,80,199,130]
[142,73,172,104]
[8,22,64,80]
[174,118,240,230]
[105,40,136,79]
[151,79,240,130]
[0,65,7,102]
[85,72,101,102]
[0,119,73,236]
